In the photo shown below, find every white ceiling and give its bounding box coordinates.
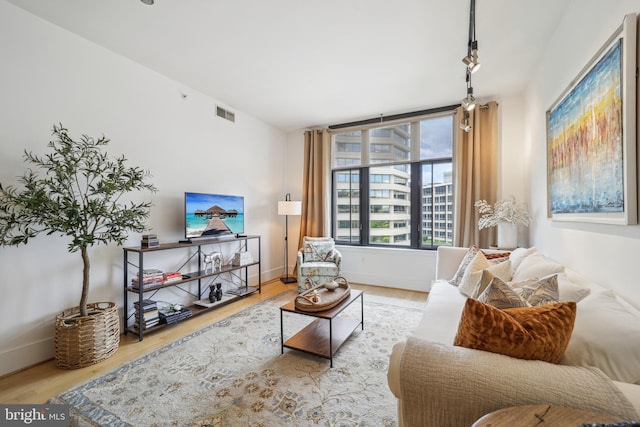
[7,0,571,131]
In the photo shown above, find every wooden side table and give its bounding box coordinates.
[472,404,622,426]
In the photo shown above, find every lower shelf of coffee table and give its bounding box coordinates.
[283,317,361,359]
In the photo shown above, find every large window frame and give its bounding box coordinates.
[331,109,456,250]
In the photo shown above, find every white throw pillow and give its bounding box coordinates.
[509,247,537,274]
[512,252,564,282]
[556,273,591,303]
[561,290,640,384]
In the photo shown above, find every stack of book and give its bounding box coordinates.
[141,234,159,248]
[133,299,159,330]
[159,306,192,325]
[163,271,182,284]
[131,268,164,290]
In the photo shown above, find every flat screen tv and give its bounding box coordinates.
[184,192,244,239]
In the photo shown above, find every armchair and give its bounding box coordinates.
[296,236,342,293]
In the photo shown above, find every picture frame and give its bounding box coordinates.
[546,13,638,225]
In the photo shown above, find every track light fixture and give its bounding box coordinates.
[461,0,479,132]
[462,40,481,73]
[460,119,471,132]
[140,0,154,5]
[459,110,471,131]
[462,85,476,111]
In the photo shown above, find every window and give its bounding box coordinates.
[334,169,361,243]
[332,112,455,249]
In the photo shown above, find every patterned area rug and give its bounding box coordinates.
[49,290,425,426]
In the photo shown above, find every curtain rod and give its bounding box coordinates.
[328,104,460,130]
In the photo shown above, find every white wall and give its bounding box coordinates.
[0,1,288,376]
[525,0,640,310]
[500,94,531,247]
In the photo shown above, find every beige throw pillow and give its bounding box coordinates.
[457,251,489,297]
[468,260,511,298]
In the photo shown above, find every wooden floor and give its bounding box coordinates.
[0,280,426,404]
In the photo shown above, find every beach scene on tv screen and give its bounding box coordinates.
[185,193,244,238]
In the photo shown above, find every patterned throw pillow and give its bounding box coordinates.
[454,298,577,364]
[512,275,559,306]
[302,238,336,262]
[477,275,559,309]
[448,246,479,286]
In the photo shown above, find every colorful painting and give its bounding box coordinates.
[546,14,637,225]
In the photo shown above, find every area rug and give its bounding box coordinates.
[49,290,425,427]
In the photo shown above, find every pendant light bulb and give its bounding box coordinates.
[462,87,476,111]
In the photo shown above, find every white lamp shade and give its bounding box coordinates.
[278,200,301,216]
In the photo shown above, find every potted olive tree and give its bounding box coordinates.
[0,124,156,369]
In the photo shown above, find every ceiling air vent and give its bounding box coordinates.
[216,106,236,123]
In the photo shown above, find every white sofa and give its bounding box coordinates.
[387,246,640,427]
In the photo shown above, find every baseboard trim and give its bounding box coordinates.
[0,338,54,378]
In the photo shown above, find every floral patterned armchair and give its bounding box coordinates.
[296,236,342,293]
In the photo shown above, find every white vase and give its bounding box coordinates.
[497,222,517,249]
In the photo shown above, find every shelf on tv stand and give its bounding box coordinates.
[123,235,261,341]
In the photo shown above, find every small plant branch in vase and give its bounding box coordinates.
[474,198,531,230]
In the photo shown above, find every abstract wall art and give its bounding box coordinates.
[546,13,637,225]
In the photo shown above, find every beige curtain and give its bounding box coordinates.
[297,129,332,249]
[454,101,498,248]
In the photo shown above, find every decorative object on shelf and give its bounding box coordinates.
[277,193,302,283]
[232,251,253,266]
[207,284,223,303]
[295,276,351,312]
[203,251,222,272]
[0,124,156,369]
[140,234,159,248]
[157,302,191,325]
[475,197,531,249]
[546,13,637,225]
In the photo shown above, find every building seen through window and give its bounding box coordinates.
[331,112,454,249]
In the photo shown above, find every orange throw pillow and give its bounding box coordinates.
[454,298,576,364]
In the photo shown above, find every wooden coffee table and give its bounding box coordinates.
[280,289,363,367]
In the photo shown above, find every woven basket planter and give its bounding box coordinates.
[54,302,120,370]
